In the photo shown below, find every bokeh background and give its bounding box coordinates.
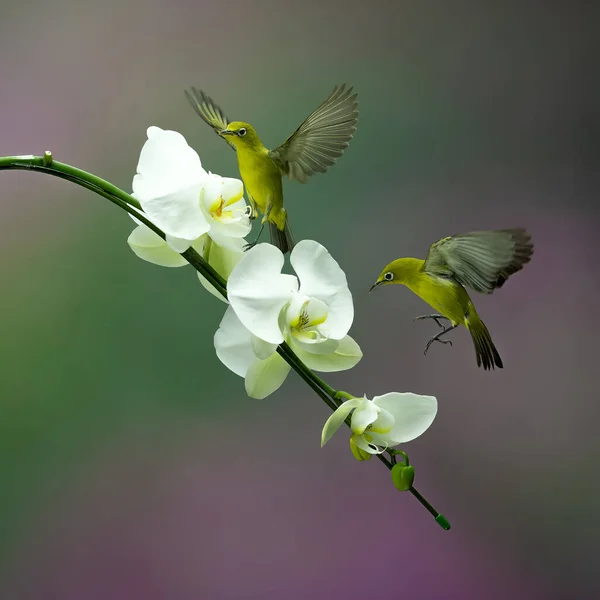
[1,1,598,598]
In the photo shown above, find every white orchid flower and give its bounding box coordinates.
[214,240,363,398]
[126,126,251,299]
[321,393,438,457]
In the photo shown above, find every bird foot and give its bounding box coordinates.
[414,314,449,329]
[422,324,458,355]
[424,337,453,355]
[243,241,258,252]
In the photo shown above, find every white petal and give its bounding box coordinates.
[197,238,243,302]
[139,182,210,241]
[202,173,244,212]
[209,219,252,244]
[290,336,340,356]
[133,128,207,201]
[251,335,278,360]
[352,433,385,455]
[214,306,255,377]
[227,244,298,344]
[350,398,380,435]
[369,407,395,434]
[245,352,291,399]
[127,225,188,267]
[166,234,194,253]
[373,392,438,444]
[320,398,361,447]
[210,226,251,251]
[289,335,362,372]
[291,240,354,340]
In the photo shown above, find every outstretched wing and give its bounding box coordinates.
[423,229,533,294]
[269,84,358,183]
[185,87,236,151]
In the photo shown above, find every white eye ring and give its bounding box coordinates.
[238,128,247,137]
[384,272,394,281]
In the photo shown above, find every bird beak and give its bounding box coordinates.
[369,281,383,293]
[219,129,234,136]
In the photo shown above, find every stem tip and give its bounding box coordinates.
[435,514,451,530]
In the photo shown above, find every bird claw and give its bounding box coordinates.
[414,314,448,329]
[423,335,453,355]
[243,241,257,252]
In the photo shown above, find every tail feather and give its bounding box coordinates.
[465,312,503,370]
[269,219,295,255]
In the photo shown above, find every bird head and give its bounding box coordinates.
[369,260,408,292]
[219,121,261,149]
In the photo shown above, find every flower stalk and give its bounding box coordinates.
[0,152,449,530]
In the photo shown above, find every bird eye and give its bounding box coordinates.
[237,128,247,137]
[384,272,394,281]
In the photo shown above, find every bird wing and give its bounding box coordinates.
[185,87,236,151]
[423,229,533,294]
[269,84,358,183]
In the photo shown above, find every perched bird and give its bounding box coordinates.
[370,229,534,370]
[185,85,358,254]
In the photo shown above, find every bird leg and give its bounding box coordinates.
[414,314,450,329]
[424,324,458,355]
[243,202,272,251]
[243,222,265,251]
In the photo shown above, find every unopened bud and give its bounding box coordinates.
[350,437,371,461]
[391,463,415,491]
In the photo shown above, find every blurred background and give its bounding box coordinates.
[0,1,598,598]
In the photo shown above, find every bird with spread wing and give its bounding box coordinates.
[370,229,534,370]
[185,85,359,254]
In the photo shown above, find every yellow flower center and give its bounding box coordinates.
[208,188,244,222]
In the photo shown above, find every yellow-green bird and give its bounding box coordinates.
[185,85,359,254]
[370,229,534,370]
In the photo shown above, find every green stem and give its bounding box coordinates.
[0,153,448,529]
[277,344,338,412]
[0,154,142,211]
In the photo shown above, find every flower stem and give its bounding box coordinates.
[277,344,338,412]
[0,153,449,529]
[0,153,142,211]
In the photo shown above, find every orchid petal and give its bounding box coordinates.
[197,238,244,302]
[289,335,362,372]
[352,433,385,455]
[133,127,207,200]
[369,407,395,434]
[245,352,291,399]
[139,182,210,241]
[214,306,255,377]
[251,335,278,360]
[373,392,438,444]
[127,225,187,267]
[290,240,353,339]
[227,244,298,344]
[350,398,380,435]
[320,398,361,447]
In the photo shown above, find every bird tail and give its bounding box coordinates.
[269,218,295,255]
[465,310,503,370]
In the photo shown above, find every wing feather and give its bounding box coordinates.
[269,84,358,183]
[423,229,533,294]
[184,87,236,151]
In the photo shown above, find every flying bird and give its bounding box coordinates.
[370,229,534,370]
[185,84,359,253]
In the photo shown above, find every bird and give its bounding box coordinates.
[370,229,534,370]
[184,84,359,254]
